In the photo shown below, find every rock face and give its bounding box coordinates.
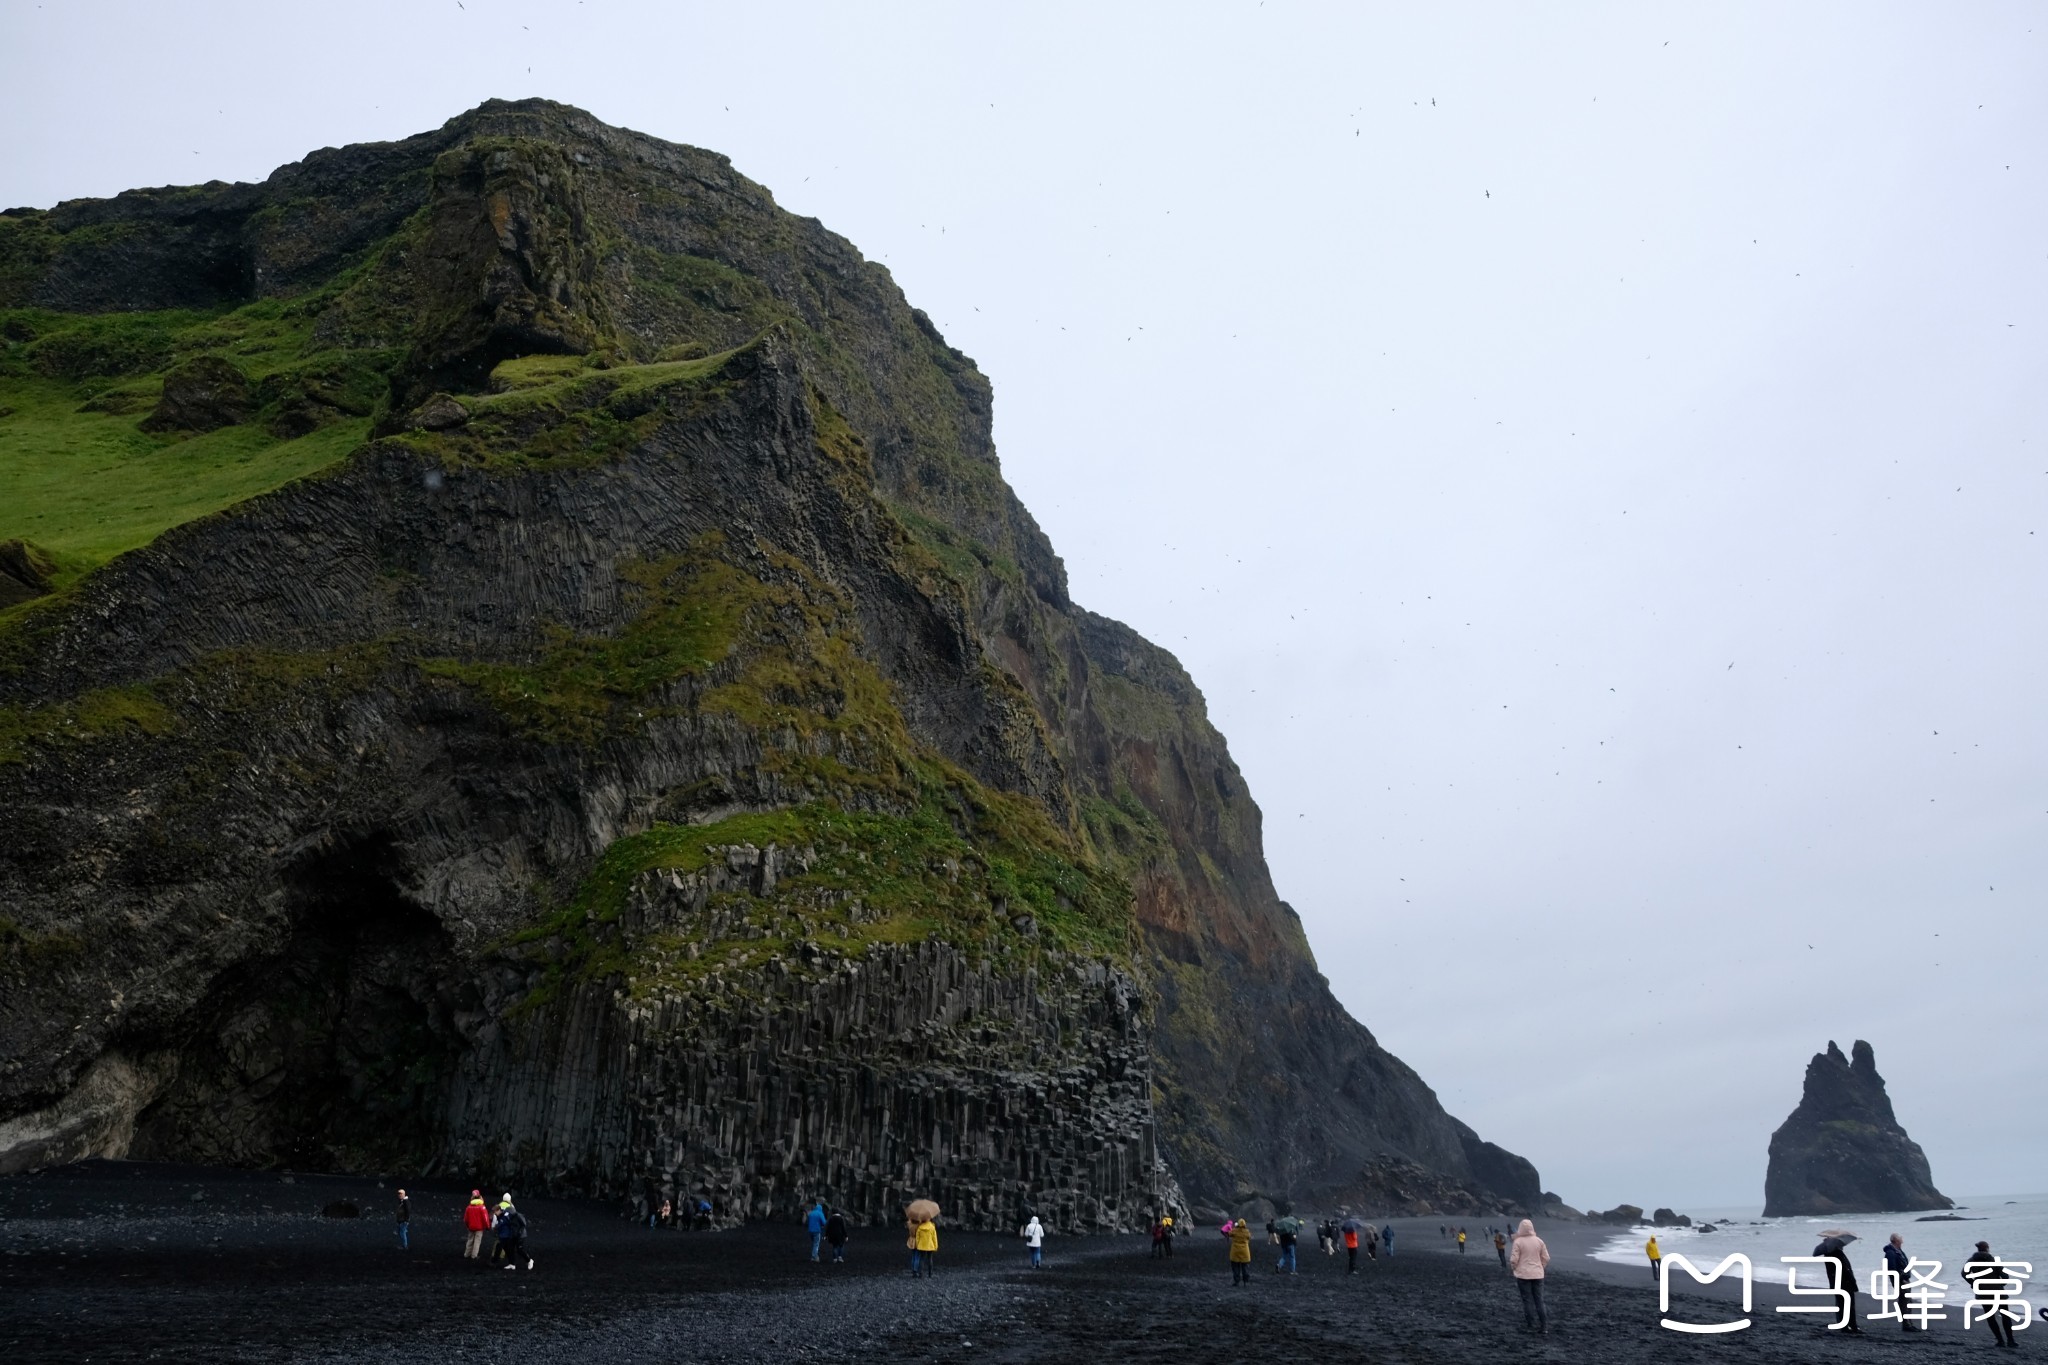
[0,99,1538,1223]
[140,354,252,433]
[1764,1040,1951,1216]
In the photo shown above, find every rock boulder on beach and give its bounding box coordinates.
[1763,1039,1951,1216]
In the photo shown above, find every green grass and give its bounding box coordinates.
[0,389,368,571]
[0,299,393,582]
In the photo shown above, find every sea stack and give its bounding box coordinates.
[1763,1040,1951,1216]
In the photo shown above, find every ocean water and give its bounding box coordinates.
[1591,1193,2048,1320]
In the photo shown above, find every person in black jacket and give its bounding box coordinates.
[1814,1237,1861,1334]
[824,1209,849,1264]
[1963,1241,2020,1348]
[496,1201,533,1271]
[394,1189,410,1251]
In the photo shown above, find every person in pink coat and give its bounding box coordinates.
[1508,1218,1551,1334]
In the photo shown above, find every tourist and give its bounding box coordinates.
[1646,1233,1661,1281]
[1161,1214,1174,1257]
[495,1199,532,1271]
[491,1193,514,1262]
[1276,1218,1299,1274]
[1813,1236,1862,1334]
[1382,1223,1395,1258]
[1365,1222,1379,1261]
[805,1199,828,1262]
[1317,1219,1333,1256]
[1226,1218,1254,1285]
[825,1208,849,1263]
[462,1190,491,1259]
[1022,1214,1045,1268]
[1343,1220,1360,1274]
[1883,1234,1916,1332]
[909,1215,938,1278]
[1493,1228,1508,1268]
[1151,1217,1166,1258]
[1509,1218,1550,1334]
[1962,1240,2020,1348]
[1457,1227,1467,1254]
[393,1188,410,1251]
[658,1197,671,1229]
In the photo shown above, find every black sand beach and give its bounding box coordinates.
[0,1164,2009,1363]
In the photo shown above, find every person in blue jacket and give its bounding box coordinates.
[1883,1234,1916,1332]
[1382,1224,1395,1257]
[805,1200,828,1262]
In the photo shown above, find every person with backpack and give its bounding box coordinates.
[824,1208,849,1263]
[495,1199,533,1271]
[1343,1221,1360,1274]
[1493,1228,1508,1268]
[1022,1214,1045,1269]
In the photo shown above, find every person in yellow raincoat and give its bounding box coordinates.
[1225,1218,1254,1285]
[1646,1234,1662,1281]
[909,1216,938,1278]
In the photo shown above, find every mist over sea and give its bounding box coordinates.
[1591,1193,2048,1320]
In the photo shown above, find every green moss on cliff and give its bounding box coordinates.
[510,779,1131,1011]
[422,546,748,745]
[0,684,176,766]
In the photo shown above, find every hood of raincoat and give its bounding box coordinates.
[1517,1219,1536,1236]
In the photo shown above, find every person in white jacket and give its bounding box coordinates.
[1022,1215,1045,1269]
[1509,1219,1551,1334]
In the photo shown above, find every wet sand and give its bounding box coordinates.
[0,1163,2008,1362]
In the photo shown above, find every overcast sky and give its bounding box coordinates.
[5,2,2043,1209]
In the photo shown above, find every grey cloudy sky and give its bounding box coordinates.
[5,2,2043,1209]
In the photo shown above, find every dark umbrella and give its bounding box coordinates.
[1275,1216,1304,1236]
[1340,1217,1365,1233]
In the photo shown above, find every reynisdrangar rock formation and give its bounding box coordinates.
[0,100,1540,1226]
[1764,1039,1951,1217]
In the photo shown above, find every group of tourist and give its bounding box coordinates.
[456,1189,533,1271]
[1214,1216,1399,1278]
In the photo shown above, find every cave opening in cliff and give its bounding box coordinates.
[130,832,467,1173]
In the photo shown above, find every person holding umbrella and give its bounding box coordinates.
[905,1199,940,1278]
[1813,1232,1863,1335]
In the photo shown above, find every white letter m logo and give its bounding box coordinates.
[1661,1253,1754,1333]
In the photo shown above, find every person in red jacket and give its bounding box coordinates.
[462,1190,492,1259]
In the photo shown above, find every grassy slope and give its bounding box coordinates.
[0,298,391,591]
